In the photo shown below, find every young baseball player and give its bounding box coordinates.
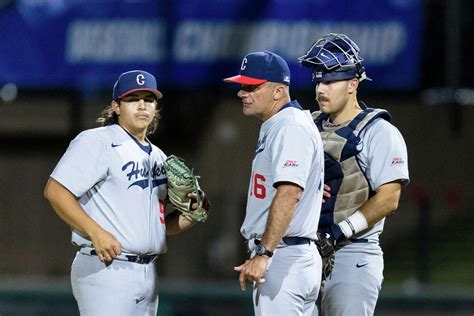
[299,33,410,315]
[44,70,201,315]
[223,51,325,315]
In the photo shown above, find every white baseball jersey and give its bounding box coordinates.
[241,101,324,240]
[50,124,168,255]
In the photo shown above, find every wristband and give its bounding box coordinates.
[337,210,369,238]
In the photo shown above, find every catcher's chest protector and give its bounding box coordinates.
[313,108,391,230]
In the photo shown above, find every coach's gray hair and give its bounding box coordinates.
[96,101,161,136]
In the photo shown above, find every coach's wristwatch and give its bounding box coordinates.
[255,244,273,258]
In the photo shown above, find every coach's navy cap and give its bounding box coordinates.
[224,51,291,86]
[112,70,163,100]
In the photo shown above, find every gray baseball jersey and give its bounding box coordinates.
[242,101,324,316]
[349,118,409,243]
[50,124,168,255]
[241,102,325,241]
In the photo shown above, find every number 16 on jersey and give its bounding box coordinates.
[250,172,266,199]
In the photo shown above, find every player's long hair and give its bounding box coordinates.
[96,101,160,135]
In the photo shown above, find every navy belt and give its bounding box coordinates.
[350,238,368,243]
[81,248,158,264]
[336,238,369,249]
[254,237,314,246]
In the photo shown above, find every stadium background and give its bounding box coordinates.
[0,0,472,315]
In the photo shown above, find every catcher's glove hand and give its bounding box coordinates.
[164,155,210,223]
[316,224,345,281]
[316,232,336,281]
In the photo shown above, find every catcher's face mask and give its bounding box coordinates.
[299,33,371,84]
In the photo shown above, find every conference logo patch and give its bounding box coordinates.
[283,160,299,168]
[391,157,405,166]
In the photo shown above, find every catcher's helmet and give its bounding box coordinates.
[298,33,371,83]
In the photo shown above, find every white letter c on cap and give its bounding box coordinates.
[240,58,247,71]
[136,74,145,85]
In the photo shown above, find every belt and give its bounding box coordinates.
[336,238,369,249]
[350,238,368,243]
[282,236,314,246]
[250,237,314,249]
[80,247,158,264]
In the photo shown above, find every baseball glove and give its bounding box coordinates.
[164,155,209,223]
[316,223,346,281]
[316,232,336,281]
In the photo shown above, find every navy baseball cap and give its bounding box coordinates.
[224,51,291,86]
[112,70,163,100]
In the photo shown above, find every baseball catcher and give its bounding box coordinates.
[164,155,210,222]
[299,33,409,315]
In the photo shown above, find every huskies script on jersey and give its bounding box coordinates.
[50,124,168,255]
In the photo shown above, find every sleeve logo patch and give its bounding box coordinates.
[391,157,405,166]
[283,160,299,168]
